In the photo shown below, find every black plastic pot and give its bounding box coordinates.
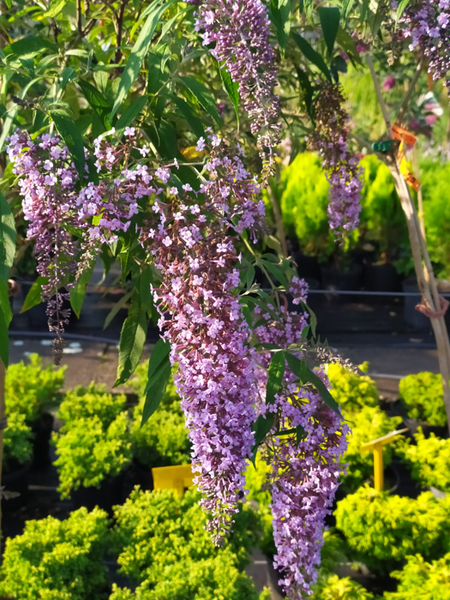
[403,417,448,439]
[2,461,31,511]
[402,278,430,332]
[293,253,322,284]
[71,471,125,513]
[130,458,154,492]
[364,263,400,294]
[321,265,362,302]
[32,412,54,468]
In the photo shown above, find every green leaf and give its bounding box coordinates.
[218,65,240,123]
[4,36,57,58]
[49,109,85,178]
[246,266,255,289]
[141,359,171,426]
[172,96,204,138]
[269,0,291,58]
[147,337,171,380]
[396,0,410,23]
[139,267,153,319]
[0,278,10,366]
[291,32,331,81]
[318,7,340,57]
[0,191,16,281]
[111,0,177,118]
[0,277,12,326]
[285,353,340,415]
[335,26,362,66]
[360,0,370,21]
[103,290,132,330]
[251,413,275,462]
[0,77,42,151]
[266,351,285,405]
[115,95,149,136]
[341,0,356,23]
[77,80,112,131]
[178,76,222,125]
[296,67,314,119]
[69,266,93,319]
[20,276,46,313]
[38,0,68,19]
[115,301,148,386]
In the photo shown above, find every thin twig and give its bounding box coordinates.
[366,55,392,135]
[396,58,424,125]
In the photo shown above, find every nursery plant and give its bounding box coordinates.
[384,553,450,600]
[327,362,379,414]
[3,410,33,473]
[342,406,402,491]
[3,0,450,596]
[335,486,450,573]
[5,353,65,422]
[396,428,450,493]
[58,383,127,429]
[311,574,375,600]
[399,372,447,427]
[0,507,110,600]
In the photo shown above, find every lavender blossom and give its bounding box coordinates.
[194,0,281,184]
[310,82,363,238]
[7,131,80,362]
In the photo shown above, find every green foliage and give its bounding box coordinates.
[384,553,450,600]
[0,507,110,600]
[111,488,261,599]
[3,411,33,472]
[327,362,379,414]
[311,574,375,600]
[58,383,127,430]
[343,406,402,491]
[399,372,446,426]
[420,160,450,279]
[244,454,275,556]
[53,413,132,498]
[335,486,450,573]
[5,353,65,422]
[396,428,450,492]
[130,363,190,467]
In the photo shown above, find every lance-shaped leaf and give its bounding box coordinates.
[318,6,340,56]
[111,0,178,119]
[291,32,331,81]
[141,338,171,426]
[115,298,148,386]
[266,351,286,405]
[172,96,204,138]
[20,276,46,313]
[0,191,16,281]
[0,77,42,151]
[70,265,94,319]
[285,353,340,415]
[115,95,149,137]
[178,76,222,125]
[77,80,113,131]
[218,65,240,123]
[49,109,85,178]
[269,0,291,58]
[0,277,11,366]
[251,413,275,464]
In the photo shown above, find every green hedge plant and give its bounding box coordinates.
[0,507,110,600]
[327,362,379,414]
[58,383,127,430]
[112,487,260,594]
[244,454,275,556]
[396,428,450,492]
[5,353,65,422]
[399,372,446,427]
[335,486,450,573]
[384,553,450,600]
[3,411,34,473]
[343,406,402,491]
[311,574,375,600]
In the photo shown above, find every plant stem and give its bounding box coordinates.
[267,185,288,257]
[0,359,4,563]
[396,59,423,126]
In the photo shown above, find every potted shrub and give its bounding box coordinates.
[6,353,66,466]
[311,574,375,600]
[384,553,450,600]
[0,507,110,599]
[342,406,403,492]
[327,362,379,414]
[53,384,132,511]
[110,487,262,599]
[396,429,450,496]
[335,486,450,574]
[398,372,448,437]
[2,412,34,510]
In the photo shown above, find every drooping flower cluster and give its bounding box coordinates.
[194,0,281,183]
[7,130,81,362]
[401,0,450,92]
[142,135,265,543]
[310,82,363,238]
[252,281,348,598]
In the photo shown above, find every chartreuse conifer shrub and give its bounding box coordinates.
[311,574,375,600]
[130,365,190,467]
[399,372,447,426]
[3,411,33,472]
[396,428,450,492]
[0,507,109,599]
[110,487,268,600]
[327,363,379,414]
[342,406,402,491]
[384,553,450,600]
[335,486,450,573]
[5,353,65,422]
[53,384,131,498]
